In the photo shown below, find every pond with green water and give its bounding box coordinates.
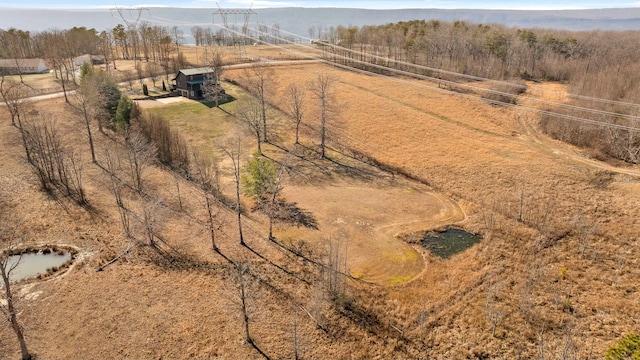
[421,228,481,258]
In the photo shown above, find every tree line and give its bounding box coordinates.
[0,24,188,87]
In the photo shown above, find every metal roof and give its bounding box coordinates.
[178,67,216,76]
[0,58,46,69]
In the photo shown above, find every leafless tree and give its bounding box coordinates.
[324,235,349,304]
[220,139,245,246]
[192,151,221,252]
[0,76,29,128]
[291,299,301,360]
[201,51,226,107]
[264,162,287,241]
[72,81,98,163]
[139,113,190,175]
[104,149,131,237]
[233,262,254,345]
[22,116,86,202]
[485,272,505,338]
[283,83,306,145]
[0,211,32,360]
[0,76,33,164]
[309,73,335,159]
[573,216,598,257]
[236,99,263,154]
[171,26,184,57]
[0,248,32,360]
[146,62,163,88]
[242,66,274,143]
[124,127,158,193]
[141,200,161,249]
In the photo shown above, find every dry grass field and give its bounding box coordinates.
[1,44,639,359]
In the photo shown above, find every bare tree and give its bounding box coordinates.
[201,51,226,107]
[324,235,349,303]
[141,200,161,249]
[309,73,334,159]
[104,149,131,237]
[0,249,32,360]
[0,211,33,360]
[485,272,505,338]
[234,262,253,345]
[291,299,301,360]
[236,100,263,154]
[192,151,221,252]
[72,81,98,163]
[220,139,245,246]
[124,128,157,193]
[171,26,184,57]
[146,62,163,88]
[283,83,305,145]
[0,76,33,164]
[243,66,274,143]
[0,76,29,128]
[21,116,85,203]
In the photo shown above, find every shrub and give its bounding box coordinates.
[605,333,640,360]
[139,113,190,175]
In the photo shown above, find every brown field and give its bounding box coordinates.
[1,45,639,359]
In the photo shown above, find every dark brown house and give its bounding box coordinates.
[172,67,224,100]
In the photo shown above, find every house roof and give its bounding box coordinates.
[73,54,106,64]
[0,58,46,69]
[178,67,217,76]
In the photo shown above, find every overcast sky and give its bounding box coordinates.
[0,0,638,10]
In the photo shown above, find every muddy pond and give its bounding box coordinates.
[5,251,72,282]
[421,228,481,258]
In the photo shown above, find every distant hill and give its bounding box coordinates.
[1,7,640,40]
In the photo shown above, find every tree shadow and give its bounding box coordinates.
[249,340,271,360]
[201,94,236,109]
[241,242,311,285]
[256,200,319,230]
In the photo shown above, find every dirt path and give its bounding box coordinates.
[279,178,465,286]
[520,82,640,177]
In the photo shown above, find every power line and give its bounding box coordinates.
[110,7,151,30]
[262,23,640,113]
[241,23,640,132]
[116,12,640,133]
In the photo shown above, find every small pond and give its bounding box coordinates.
[5,251,72,282]
[421,228,481,259]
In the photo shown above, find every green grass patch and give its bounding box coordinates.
[386,275,413,286]
[145,101,235,158]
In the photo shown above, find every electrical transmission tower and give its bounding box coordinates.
[110,7,150,30]
[213,3,256,55]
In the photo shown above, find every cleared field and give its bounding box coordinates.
[1,50,639,359]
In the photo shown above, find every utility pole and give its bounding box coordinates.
[213,3,256,55]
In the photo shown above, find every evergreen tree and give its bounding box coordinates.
[242,153,277,203]
[114,94,133,130]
